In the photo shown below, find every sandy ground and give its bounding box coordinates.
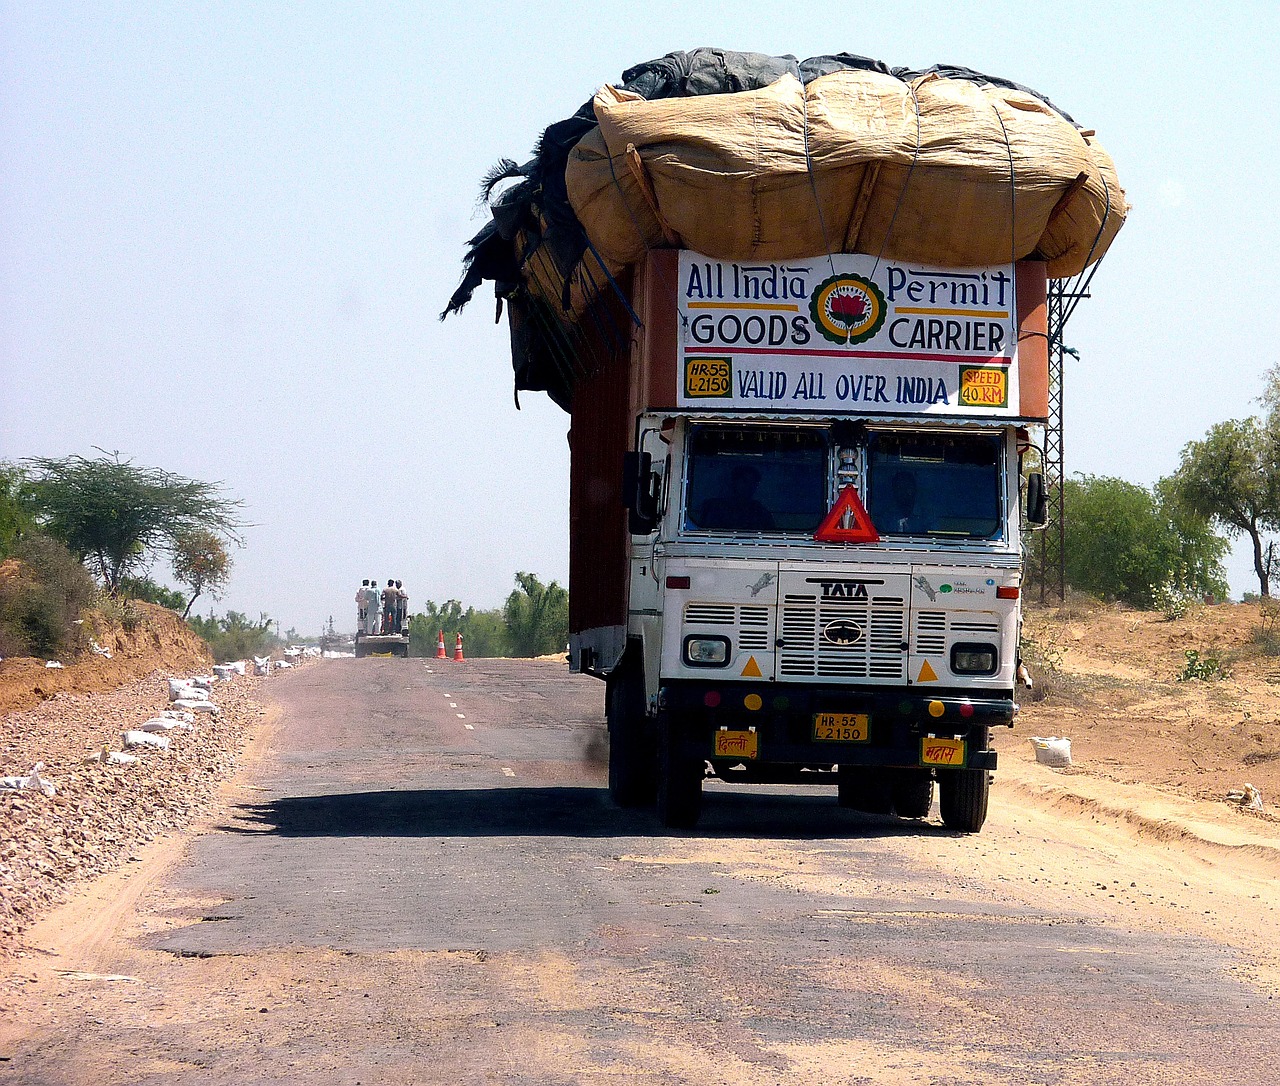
[1,599,1279,1082]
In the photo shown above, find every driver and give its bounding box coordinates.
[699,463,775,531]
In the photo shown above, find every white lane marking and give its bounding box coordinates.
[464,723,474,730]
[456,713,466,719]
[449,702,457,708]
[501,767,515,777]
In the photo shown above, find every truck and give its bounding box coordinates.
[353,630,409,658]
[567,249,1049,832]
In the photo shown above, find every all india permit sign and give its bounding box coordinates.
[676,252,1020,416]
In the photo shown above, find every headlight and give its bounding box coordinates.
[951,643,998,675]
[684,635,730,667]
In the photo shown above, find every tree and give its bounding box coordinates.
[408,602,510,658]
[187,610,277,663]
[0,463,33,557]
[1168,417,1280,597]
[503,572,568,656]
[22,452,243,592]
[1063,474,1227,608]
[172,528,232,618]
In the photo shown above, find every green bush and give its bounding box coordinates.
[1177,648,1227,682]
[120,575,186,611]
[187,610,278,663]
[0,534,97,658]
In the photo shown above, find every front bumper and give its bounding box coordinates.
[659,680,1014,771]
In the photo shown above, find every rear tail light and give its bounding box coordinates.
[996,586,1019,599]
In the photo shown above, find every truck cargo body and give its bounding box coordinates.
[569,251,1049,831]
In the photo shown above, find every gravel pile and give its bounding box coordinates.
[0,666,278,949]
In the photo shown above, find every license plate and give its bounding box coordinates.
[812,713,869,742]
[713,730,758,759]
[921,737,966,767]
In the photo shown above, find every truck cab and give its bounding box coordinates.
[569,251,1049,832]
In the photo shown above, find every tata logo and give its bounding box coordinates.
[822,620,864,646]
[809,580,870,600]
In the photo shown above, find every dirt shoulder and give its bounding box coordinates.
[1018,597,1280,814]
[0,602,212,717]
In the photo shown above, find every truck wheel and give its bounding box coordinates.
[656,717,702,829]
[837,766,893,813]
[607,670,655,808]
[892,770,935,818]
[938,769,990,832]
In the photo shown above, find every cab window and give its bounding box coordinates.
[866,432,1002,539]
[684,426,828,534]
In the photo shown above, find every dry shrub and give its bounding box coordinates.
[0,534,96,658]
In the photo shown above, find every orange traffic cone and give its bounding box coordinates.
[435,630,446,659]
[453,633,465,662]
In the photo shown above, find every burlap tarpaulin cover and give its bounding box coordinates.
[568,69,1124,283]
[444,50,1128,407]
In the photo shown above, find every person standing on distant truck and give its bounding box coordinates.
[391,576,407,635]
[382,579,398,635]
[356,579,370,632]
[364,579,380,635]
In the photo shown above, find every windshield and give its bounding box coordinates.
[866,432,1002,539]
[684,426,828,534]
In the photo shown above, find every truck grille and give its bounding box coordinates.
[779,593,906,680]
[683,603,771,652]
[914,611,1000,656]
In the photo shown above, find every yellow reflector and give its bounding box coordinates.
[741,656,762,678]
[917,660,939,683]
[744,694,763,711]
[928,700,946,718]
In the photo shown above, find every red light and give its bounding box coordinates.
[959,702,975,718]
[996,586,1019,599]
[666,576,691,589]
[703,691,721,708]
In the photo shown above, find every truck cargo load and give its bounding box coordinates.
[445,48,1127,411]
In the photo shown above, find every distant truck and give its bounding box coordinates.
[353,630,409,658]
[568,250,1049,832]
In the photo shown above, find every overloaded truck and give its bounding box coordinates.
[446,49,1126,831]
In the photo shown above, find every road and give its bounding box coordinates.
[4,658,1279,1085]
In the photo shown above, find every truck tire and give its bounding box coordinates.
[938,769,990,832]
[607,670,656,808]
[656,717,702,829]
[836,765,893,813]
[892,770,935,818]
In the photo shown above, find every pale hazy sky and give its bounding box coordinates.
[3,2,1278,632]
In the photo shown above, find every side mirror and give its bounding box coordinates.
[1025,471,1047,528]
[622,451,661,534]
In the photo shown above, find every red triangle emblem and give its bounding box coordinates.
[813,486,880,543]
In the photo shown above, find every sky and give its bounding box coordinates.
[3,2,1279,633]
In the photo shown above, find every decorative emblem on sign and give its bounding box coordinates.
[821,620,864,647]
[809,274,888,345]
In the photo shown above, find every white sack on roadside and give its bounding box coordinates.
[140,718,193,733]
[159,710,196,723]
[124,730,170,751]
[84,750,138,765]
[1030,736,1072,767]
[0,763,57,797]
[172,699,218,715]
[168,678,199,702]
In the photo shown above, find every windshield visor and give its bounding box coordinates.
[867,432,1002,539]
[684,426,828,534]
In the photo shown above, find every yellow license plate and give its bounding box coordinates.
[812,713,869,742]
[921,737,966,767]
[713,730,758,759]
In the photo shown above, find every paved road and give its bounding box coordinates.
[7,658,1279,1085]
